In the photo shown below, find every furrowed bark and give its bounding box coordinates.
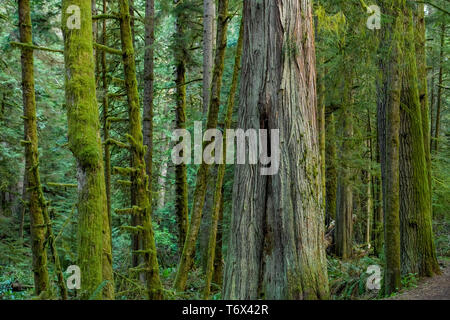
[223,0,329,300]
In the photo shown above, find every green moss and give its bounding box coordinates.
[62,0,114,299]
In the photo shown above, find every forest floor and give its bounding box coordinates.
[389,259,450,300]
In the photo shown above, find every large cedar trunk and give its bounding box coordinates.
[399,6,440,277]
[223,0,329,300]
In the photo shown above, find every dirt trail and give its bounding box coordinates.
[389,261,450,300]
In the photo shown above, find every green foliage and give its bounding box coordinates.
[327,255,382,300]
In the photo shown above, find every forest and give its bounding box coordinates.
[0,0,448,301]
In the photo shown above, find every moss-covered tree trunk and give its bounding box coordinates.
[62,0,114,299]
[373,138,384,256]
[173,0,189,252]
[366,110,373,248]
[18,0,50,296]
[399,6,440,277]
[212,190,224,286]
[223,0,329,300]
[118,0,163,299]
[377,0,403,295]
[101,0,112,252]
[173,0,230,292]
[143,0,154,203]
[203,17,243,299]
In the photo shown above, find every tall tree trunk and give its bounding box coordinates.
[141,0,155,284]
[212,187,224,286]
[223,0,329,300]
[203,0,215,114]
[373,133,384,256]
[335,76,353,260]
[128,0,140,273]
[143,0,155,201]
[203,17,243,299]
[377,0,403,295]
[118,0,163,299]
[318,64,326,213]
[173,0,189,252]
[399,7,440,277]
[18,0,50,296]
[62,0,114,299]
[430,68,435,151]
[415,4,432,200]
[434,23,446,152]
[174,0,230,292]
[366,110,373,248]
[325,113,337,226]
[101,0,112,255]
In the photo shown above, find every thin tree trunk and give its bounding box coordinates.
[203,17,243,299]
[335,74,353,260]
[318,63,326,213]
[62,0,114,299]
[203,0,215,114]
[430,69,435,151]
[43,208,68,299]
[18,0,50,296]
[174,0,230,292]
[223,0,329,300]
[143,0,155,200]
[173,0,189,252]
[373,128,384,256]
[366,110,373,248]
[118,0,163,300]
[141,0,155,284]
[212,187,224,286]
[325,113,337,226]
[434,23,445,152]
[415,4,432,199]
[101,0,112,253]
